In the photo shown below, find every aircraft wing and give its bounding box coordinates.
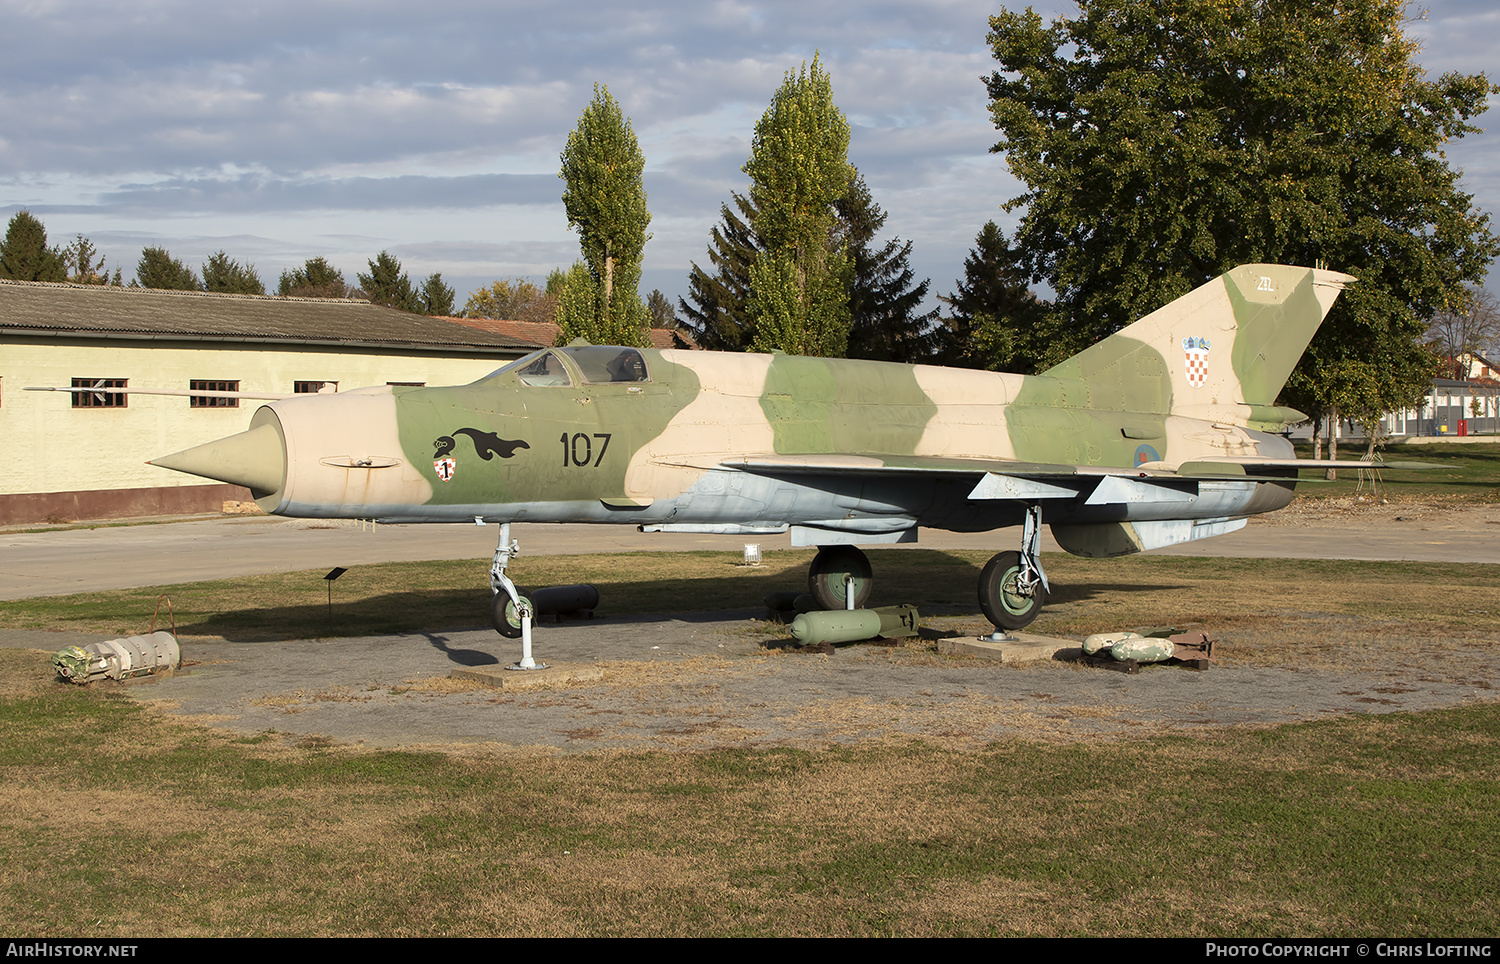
[720,452,1419,504]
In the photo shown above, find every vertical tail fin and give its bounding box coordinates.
[1042,264,1354,415]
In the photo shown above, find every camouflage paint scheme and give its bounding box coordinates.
[155,264,1352,560]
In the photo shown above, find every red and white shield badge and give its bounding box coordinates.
[1183,336,1210,388]
[434,457,456,481]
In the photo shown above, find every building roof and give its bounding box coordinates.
[446,315,697,350]
[0,279,539,354]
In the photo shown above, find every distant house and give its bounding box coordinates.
[1,280,539,525]
[1381,351,1500,438]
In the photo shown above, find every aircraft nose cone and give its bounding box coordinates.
[150,419,286,497]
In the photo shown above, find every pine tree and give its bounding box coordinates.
[202,251,265,295]
[420,273,456,317]
[680,174,938,361]
[358,251,418,312]
[939,222,1052,372]
[0,211,67,282]
[557,84,651,347]
[838,174,941,363]
[677,193,761,351]
[136,246,201,290]
[278,257,352,299]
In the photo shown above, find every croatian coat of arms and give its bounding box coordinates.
[1183,336,1211,388]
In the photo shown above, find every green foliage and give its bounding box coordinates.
[554,260,617,346]
[986,0,1499,415]
[744,54,854,356]
[646,289,676,330]
[419,272,456,317]
[358,251,418,313]
[136,246,201,290]
[278,257,352,299]
[681,175,937,361]
[462,278,556,323]
[201,251,265,295]
[558,83,651,347]
[62,235,109,285]
[837,174,941,362]
[940,222,1052,372]
[0,210,67,282]
[679,193,761,351]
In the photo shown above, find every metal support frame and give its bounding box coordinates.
[489,522,543,670]
[1017,503,1050,597]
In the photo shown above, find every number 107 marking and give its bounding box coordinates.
[561,432,612,467]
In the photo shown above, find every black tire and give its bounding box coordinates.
[490,588,531,638]
[978,550,1047,630]
[807,546,873,610]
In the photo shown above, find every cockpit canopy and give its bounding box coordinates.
[483,346,650,388]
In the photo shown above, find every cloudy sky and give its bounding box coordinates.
[2,0,1496,313]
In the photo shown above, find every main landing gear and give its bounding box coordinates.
[804,504,1052,631]
[978,505,1050,631]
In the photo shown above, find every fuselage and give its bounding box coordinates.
[230,345,1295,536]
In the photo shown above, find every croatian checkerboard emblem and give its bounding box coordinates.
[434,457,456,482]
[1183,336,1211,388]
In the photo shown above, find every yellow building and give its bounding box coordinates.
[1,280,538,524]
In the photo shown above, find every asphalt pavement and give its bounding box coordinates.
[4,508,1496,751]
[3,506,1497,601]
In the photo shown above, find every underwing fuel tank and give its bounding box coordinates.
[150,390,431,516]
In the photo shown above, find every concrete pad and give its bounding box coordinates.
[937,631,1083,663]
[450,660,603,690]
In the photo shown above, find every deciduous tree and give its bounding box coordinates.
[558,84,650,347]
[63,235,109,285]
[461,278,557,324]
[744,55,853,357]
[985,0,1498,420]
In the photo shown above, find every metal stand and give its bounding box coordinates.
[490,522,545,670]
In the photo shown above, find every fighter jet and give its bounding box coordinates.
[148,264,1383,633]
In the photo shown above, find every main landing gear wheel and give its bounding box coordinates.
[979,550,1047,630]
[491,588,532,639]
[808,546,873,610]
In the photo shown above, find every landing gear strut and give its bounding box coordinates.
[808,545,873,611]
[488,522,543,669]
[979,504,1050,630]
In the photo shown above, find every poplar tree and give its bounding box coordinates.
[744,55,854,357]
[557,84,650,347]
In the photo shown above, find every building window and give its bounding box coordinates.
[387,381,425,387]
[190,379,240,408]
[294,381,337,394]
[71,378,127,408]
